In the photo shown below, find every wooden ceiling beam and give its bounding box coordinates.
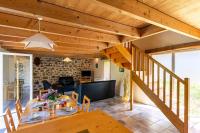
[140,25,168,38]
[0,42,101,51]
[7,49,99,58]
[123,25,167,42]
[1,45,98,54]
[145,41,200,54]
[0,0,140,38]
[0,12,120,43]
[95,0,200,40]
[0,35,106,50]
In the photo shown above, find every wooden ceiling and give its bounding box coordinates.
[0,0,200,57]
[138,0,200,29]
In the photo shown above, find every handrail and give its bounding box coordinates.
[123,42,189,133]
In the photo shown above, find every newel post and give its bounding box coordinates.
[184,78,189,133]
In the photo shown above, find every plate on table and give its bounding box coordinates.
[21,111,50,124]
[56,107,78,116]
[31,101,47,109]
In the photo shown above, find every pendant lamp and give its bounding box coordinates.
[22,17,55,50]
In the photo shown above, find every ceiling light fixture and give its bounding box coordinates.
[22,16,55,50]
[63,57,72,62]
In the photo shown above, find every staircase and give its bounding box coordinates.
[102,42,189,133]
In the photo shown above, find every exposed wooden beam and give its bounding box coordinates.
[123,25,167,42]
[8,49,100,58]
[0,41,101,51]
[140,25,167,38]
[95,0,200,40]
[0,0,140,38]
[145,41,200,54]
[0,12,120,43]
[0,35,106,50]
[1,46,98,54]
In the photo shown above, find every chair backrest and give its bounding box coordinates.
[82,95,90,112]
[15,99,23,121]
[3,108,16,132]
[72,91,79,104]
[39,89,48,97]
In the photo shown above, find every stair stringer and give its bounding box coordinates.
[132,72,184,133]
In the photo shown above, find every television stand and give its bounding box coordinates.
[80,76,92,83]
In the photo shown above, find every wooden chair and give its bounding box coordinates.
[72,91,79,104]
[3,108,16,132]
[39,89,48,97]
[82,95,90,112]
[15,99,23,121]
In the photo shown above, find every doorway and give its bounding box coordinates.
[0,52,33,115]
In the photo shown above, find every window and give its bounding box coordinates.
[175,50,200,116]
[152,53,172,70]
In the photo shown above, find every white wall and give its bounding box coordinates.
[93,58,104,81]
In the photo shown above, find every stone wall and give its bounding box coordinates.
[33,56,93,85]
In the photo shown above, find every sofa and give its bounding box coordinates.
[52,77,77,94]
[75,80,116,103]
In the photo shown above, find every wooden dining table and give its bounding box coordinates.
[15,96,132,133]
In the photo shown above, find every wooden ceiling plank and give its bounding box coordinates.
[0,12,120,43]
[0,0,140,38]
[95,0,200,40]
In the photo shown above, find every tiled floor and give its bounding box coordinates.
[1,97,200,133]
[90,98,180,133]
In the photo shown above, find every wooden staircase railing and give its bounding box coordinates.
[123,42,189,133]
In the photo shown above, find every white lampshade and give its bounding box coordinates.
[22,33,55,50]
[63,57,72,62]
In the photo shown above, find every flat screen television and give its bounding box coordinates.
[81,70,91,77]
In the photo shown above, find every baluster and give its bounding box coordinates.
[147,56,149,88]
[138,51,141,78]
[157,65,160,97]
[132,46,134,71]
[136,50,139,75]
[184,78,189,133]
[134,47,137,71]
[152,61,154,92]
[142,54,145,82]
[169,75,173,110]
[177,80,180,117]
[163,70,166,103]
